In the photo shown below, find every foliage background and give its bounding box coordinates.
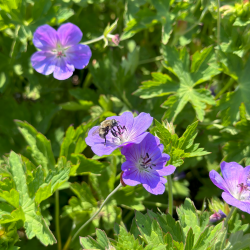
[0,0,250,249]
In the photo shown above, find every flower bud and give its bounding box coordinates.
[111,34,120,46]
[209,210,226,223]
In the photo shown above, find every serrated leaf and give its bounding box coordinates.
[184,228,194,250]
[15,120,55,175]
[116,226,143,250]
[7,152,56,245]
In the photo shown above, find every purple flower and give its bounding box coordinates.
[120,133,176,195]
[209,162,250,214]
[31,23,92,80]
[209,210,226,223]
[85,112,153,156]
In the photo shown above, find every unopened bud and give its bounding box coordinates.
[209,210,226,223]
[165,121,175,135]
[111,34,120,46]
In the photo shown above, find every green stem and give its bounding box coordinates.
[224,207,237,227]
[55,190,62,250]
[215,78,234,99]
[217,0,221,56]
[143,201,170,209]
[81,35,104,45]
[138,56,164,65]
[10,25,20,58]
[71,183,122,242]
[167,175,173,216]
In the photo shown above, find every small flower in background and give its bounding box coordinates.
[120,133,176,195]
[111,34,120,46]
[209,210,227,223]
[85,112,153,156]
[209,161,250,214]
[31,23,92,80]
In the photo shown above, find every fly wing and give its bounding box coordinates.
[92,127,100,136]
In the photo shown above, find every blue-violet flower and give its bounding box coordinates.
[85,111,153,156]
[120,133,176,195]
[31,23,92,80]
[210,162,250,214]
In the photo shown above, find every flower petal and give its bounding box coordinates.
[122,165,142,186]
[57,23,82,47]
[128,112,153,141]
[33,24,58,50]
[31,51,56,75]
[239,165,250,186]
[156,165,176,177]
[66,44,92,69]
[143,177,167,195]
[209,170,229,193]
[222,192,250,214]
[53,58,74,80]
[221,161,244,194]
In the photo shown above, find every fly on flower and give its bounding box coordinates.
[120,133,176,195]
[31,23,92,80]
[209,162,250,214]
[85,112,153,156]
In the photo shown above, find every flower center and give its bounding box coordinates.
[237,182,250,200]
[52,44,67,58]
[110,125,127,144]
[137,153,156,171]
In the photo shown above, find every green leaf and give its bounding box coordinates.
[70,154,108,175]
[116,226,143,250]
[0,189,19,208]
[15,120,55,175]
[7,152,56,245]
[184,228,194,250]
[225,231,250,250]
[158,46,219,121]
[135,211,164,245]
[218,53,250,125]
[60,101,93,111]
[60,121,96,161]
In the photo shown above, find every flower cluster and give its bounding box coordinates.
[85,111,176,195]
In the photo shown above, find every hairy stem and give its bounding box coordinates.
[55,190,62,250]
[81,35,104,45]
[71,183,122,242]
[167,175,173,216]
[224,207,237,227]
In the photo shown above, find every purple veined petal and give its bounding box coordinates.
[33,24,58,50]
[31,51,56,75]
[209,170,229,193]
[156,165,176,176]
[222,192,250,214]
[143,177,167,195]
[85,126,103,146]
[108,112,135,135]
[128,112,153,141]
[53,58,74,80]
[57,23,83,47]
[221,161,244,194]
[239,165,250,186]
[66,44,92,69]
[139,170,160,188]
[121,160,135,171]
[122,166,142,186]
